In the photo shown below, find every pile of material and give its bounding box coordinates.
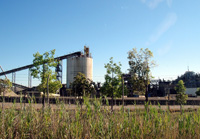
[0,89,18,97]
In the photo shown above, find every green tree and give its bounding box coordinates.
[196,88,200,96]
[175,80,188,113]
[0,79,12,94]
[70,72,95,97]
[0,79,12,109]
[127,48,155,101]
[30,50,62,106]
[101,57,122,98]
[37,70,62,94]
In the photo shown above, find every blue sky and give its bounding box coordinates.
[0,0,200,86]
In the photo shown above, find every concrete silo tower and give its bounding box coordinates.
[67,46,93,88]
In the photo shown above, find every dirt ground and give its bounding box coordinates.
[0,102,200,112]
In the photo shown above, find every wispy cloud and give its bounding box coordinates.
[140,0,172,9]
[166,0,173,7]
[146,13,177,45]
[157,41,172,56]
[149,0,164,9]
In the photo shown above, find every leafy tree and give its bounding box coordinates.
[101,57,122,97]
[127,48,155,100]
[30,49,62,106]
[70,72,95,97]
[37,70,62,94]
[175,80,188,113]
[0,78,12,109]
[0,79,12,94]
[195,88,200,96]
[31,49,62,93]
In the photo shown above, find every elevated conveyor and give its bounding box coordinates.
[0,52,81,76]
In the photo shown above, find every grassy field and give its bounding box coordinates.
[1,97,200,138]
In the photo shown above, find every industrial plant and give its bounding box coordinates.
[0,46,200,100]
[67,46,93,88]
[0,46,93,97]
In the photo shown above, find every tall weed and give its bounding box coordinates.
[0,98,200,138]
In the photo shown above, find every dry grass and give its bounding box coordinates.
[0,97,200,138]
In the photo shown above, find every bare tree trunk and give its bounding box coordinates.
[24,92,26,110]
[111,71,114,112]
[168,88,170,111]
[42,64,45,111]
[2,91,4,110]
[122,76,124,112]
[145,77,148,103]
[145,63,149,113]
[180,104,183,115]
[42,90,45,111]
[47,75,49,107]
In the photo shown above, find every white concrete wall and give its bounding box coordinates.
[67,56,93,88]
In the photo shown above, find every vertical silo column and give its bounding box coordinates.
[56,60,62,83]
[28,69,32,88]
[12,72,16,92]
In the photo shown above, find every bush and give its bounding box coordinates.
[196,88,200,96]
